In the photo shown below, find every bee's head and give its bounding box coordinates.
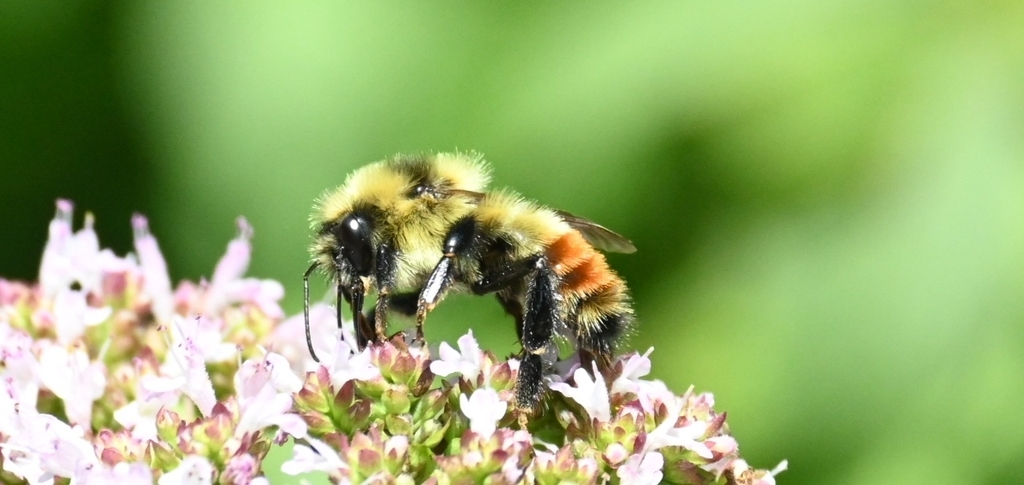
[331,210,374,277]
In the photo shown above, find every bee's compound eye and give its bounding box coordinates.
[336,213,374,275]
[409,184,431,198]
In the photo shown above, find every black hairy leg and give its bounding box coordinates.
[373,241,399,343]
[513,259,561,420]
[416,216,478,342]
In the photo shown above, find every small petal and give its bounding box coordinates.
[549,363,611,422]
[164,317,217,416]
[158,455,215,485]
[459,387,506,438]
[204,217,253,314]
[616,451,664,485]
[610,348,653,396]
[133,214,174,322]
[53,288,111,345]
[281,438,348,476]
[37,345,106,427]
[328,339,380,389]
[429,330,482,382]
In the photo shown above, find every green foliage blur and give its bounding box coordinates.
[4,2,1024,483]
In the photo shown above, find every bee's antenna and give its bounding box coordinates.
[304,262,321,363]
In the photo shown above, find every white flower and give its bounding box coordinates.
[234,360,305,439]
[168,315,235,364]
[132,214,173,323]
[643,395,713,459]
[113,372,181,441]
[281,437,349,477]
[37,345,105,427]
[0,412,98,484]
[268,303,338,374]
[549,362,611,422]
[327,339,380,389]
[0,323,40,415]
[430,330,483,382]
[52,288,111,345]
[158,455,214,485]
[75,462,154,485]
[610,348,653,396]
[616,451,664,485]
[160,317,217,416]
[202,217,283,317]
[459,387,507,438]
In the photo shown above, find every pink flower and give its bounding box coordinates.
[430,330,483,382]
[459,387,507,438]
[233,354,307,440]
[549,362,611,422]
[616,451,664,485]
[200,217,287,318]
[223,453,258,485]
[133,214,173,322]
[37,345,106,427]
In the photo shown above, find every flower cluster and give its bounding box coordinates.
[0,200,784,484]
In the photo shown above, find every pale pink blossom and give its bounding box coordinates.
[37,345,105,427]
[430,330,483,382]
[701,435,740,477]
[133,214,173,322]
[158,455,215,485]
[604,442,629,466]
[169,217,285,320]
[113,369,182,441]
[459,387,507,438]
[168,315,235,364]
[222,453,258,485]
[38,200,77,298]
[643,395,713,459]
[1,412,98,484]
[233,364,307,439]
[281,437,349,477]
[75,462,154,485]
[268,302,338,373]
[549,363,611,422]
[610,347,653,396]
[52,288,111,345]
[0,324,40,412]
[616,451,664,485]
[160,317,217,416]
[327,338,380,389]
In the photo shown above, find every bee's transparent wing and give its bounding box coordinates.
[555,210,637,254]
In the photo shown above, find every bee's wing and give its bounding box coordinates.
[555,210,637,254]
[448,189,487,202]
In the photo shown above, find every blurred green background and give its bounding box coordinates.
[3,1,1024,483]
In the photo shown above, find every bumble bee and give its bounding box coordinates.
[305,152,489,354]
[305,152,636,418]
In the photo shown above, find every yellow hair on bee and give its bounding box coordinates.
[432,151,491,194]
[474,190,570,257]
[313,152,489,228]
